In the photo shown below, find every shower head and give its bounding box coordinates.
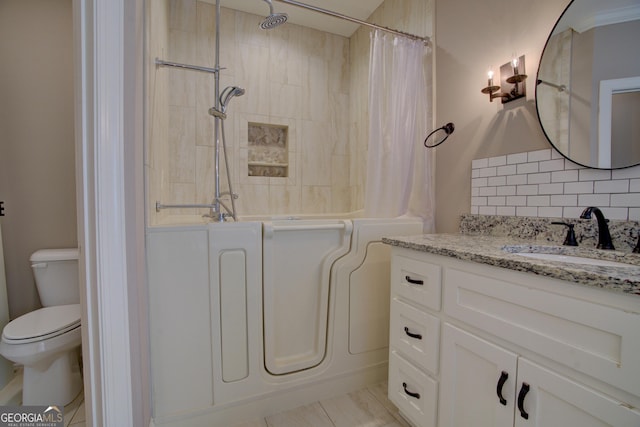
[209,86,245,119]
[260,0,288,30]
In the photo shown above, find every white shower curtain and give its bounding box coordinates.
[364,30,435,232]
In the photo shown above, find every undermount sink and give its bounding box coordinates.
[512,252,636,268]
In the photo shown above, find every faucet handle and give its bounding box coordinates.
[552,222,578,246]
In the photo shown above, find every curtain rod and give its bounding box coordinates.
[274,0,431,45]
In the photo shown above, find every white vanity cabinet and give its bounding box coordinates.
[387,246,640,427]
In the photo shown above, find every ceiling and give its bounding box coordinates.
[218,0,386,37]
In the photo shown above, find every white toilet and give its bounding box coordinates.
[0,248,82,406]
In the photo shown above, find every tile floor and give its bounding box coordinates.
[64,391,86,427]
[230,382,413,427]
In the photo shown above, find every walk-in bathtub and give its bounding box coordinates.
[146,216,422,427]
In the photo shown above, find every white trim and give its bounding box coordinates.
[74,0,139,424]
[598,76,640,168]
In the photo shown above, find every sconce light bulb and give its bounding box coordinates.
[487,70,494,79]
[512,56,519,68]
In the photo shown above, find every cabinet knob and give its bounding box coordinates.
[496,371,509,405]
[517,382,530,419]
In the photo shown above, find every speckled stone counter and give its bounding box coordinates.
[383,233,640,296]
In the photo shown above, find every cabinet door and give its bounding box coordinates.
[439,324,517,427]
[515,358,640,427]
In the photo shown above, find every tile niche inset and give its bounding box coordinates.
[248,123,288,177]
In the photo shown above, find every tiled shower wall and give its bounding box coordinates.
[147,1,354,224]
[471,148,640,220]
[146,0,432,225]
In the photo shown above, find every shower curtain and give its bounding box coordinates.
[364,30,435,232]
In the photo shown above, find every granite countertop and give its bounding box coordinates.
[382,234,640,296]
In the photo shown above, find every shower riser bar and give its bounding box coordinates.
[155,58,224,74]
[274,0,430,44]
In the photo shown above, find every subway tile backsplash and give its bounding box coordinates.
[471,149,640,221]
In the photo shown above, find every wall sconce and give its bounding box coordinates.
[481,55,527,103]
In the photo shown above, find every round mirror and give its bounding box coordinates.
[536,0,640,169]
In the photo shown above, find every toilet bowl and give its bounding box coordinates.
[0,249,82,406]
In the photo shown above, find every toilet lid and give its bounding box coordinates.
[3,304,81,344]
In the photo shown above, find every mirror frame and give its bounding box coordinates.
[535,0,640,170]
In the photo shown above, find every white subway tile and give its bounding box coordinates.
[497,206,516,216]
[471,177,488,187]
[497,186,517,196]
[497,165,517,176]
[578,194,610,207]
[551,194,577,206]
[506,195,527,206]
[471,169,480,178]
[527,195,550,206]
[563,207,584,218]
[551,170,579,183]
[471,196,488,206]
[517,162,539,174]
[488,196,506,206]
[479,187,497,196]
[517,184,539,196]
[488,155,507,167]
[516,206,539,217]
[479,167,497,177]
[527,149,552,162]
[601,207,629,220]
[479,206,497,215]
[528,172,551,184]
[538,207,563,218]
[538,183,564,195]
[564,181,594,194]
[488,176,507,187]
[470,205,479,214]
[630,179,640,192]
[539,159,565,172]
[472,187,479,197]
[507,152,528,164]
[629,208,640,221]
[472,158,489,169]
[611,193,640,207]
[594,180,629,194]
[579,169,611,181]
[612,166,640,179]
[507,174,527,185]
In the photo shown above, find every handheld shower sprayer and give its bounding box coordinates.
[208,86,245,119]
[260,0,288,30]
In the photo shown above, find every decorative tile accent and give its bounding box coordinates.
[248,123,288,177]
[471,149,640,221]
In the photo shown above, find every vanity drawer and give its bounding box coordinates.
[443,266,640,397]
[388,350,438,427]
[392,254,442,311]
[390,297,440,375]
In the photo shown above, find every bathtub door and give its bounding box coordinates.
[263,219,353,375]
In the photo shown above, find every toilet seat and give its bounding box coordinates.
[2,304,81,344]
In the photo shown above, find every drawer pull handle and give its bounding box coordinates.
[496,371,508,405]
[404,327,422,340]
[402,382,420,399]
[517,382,530,419]
[405,275,424,285]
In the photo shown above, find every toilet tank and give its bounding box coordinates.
[30,248,80,307]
